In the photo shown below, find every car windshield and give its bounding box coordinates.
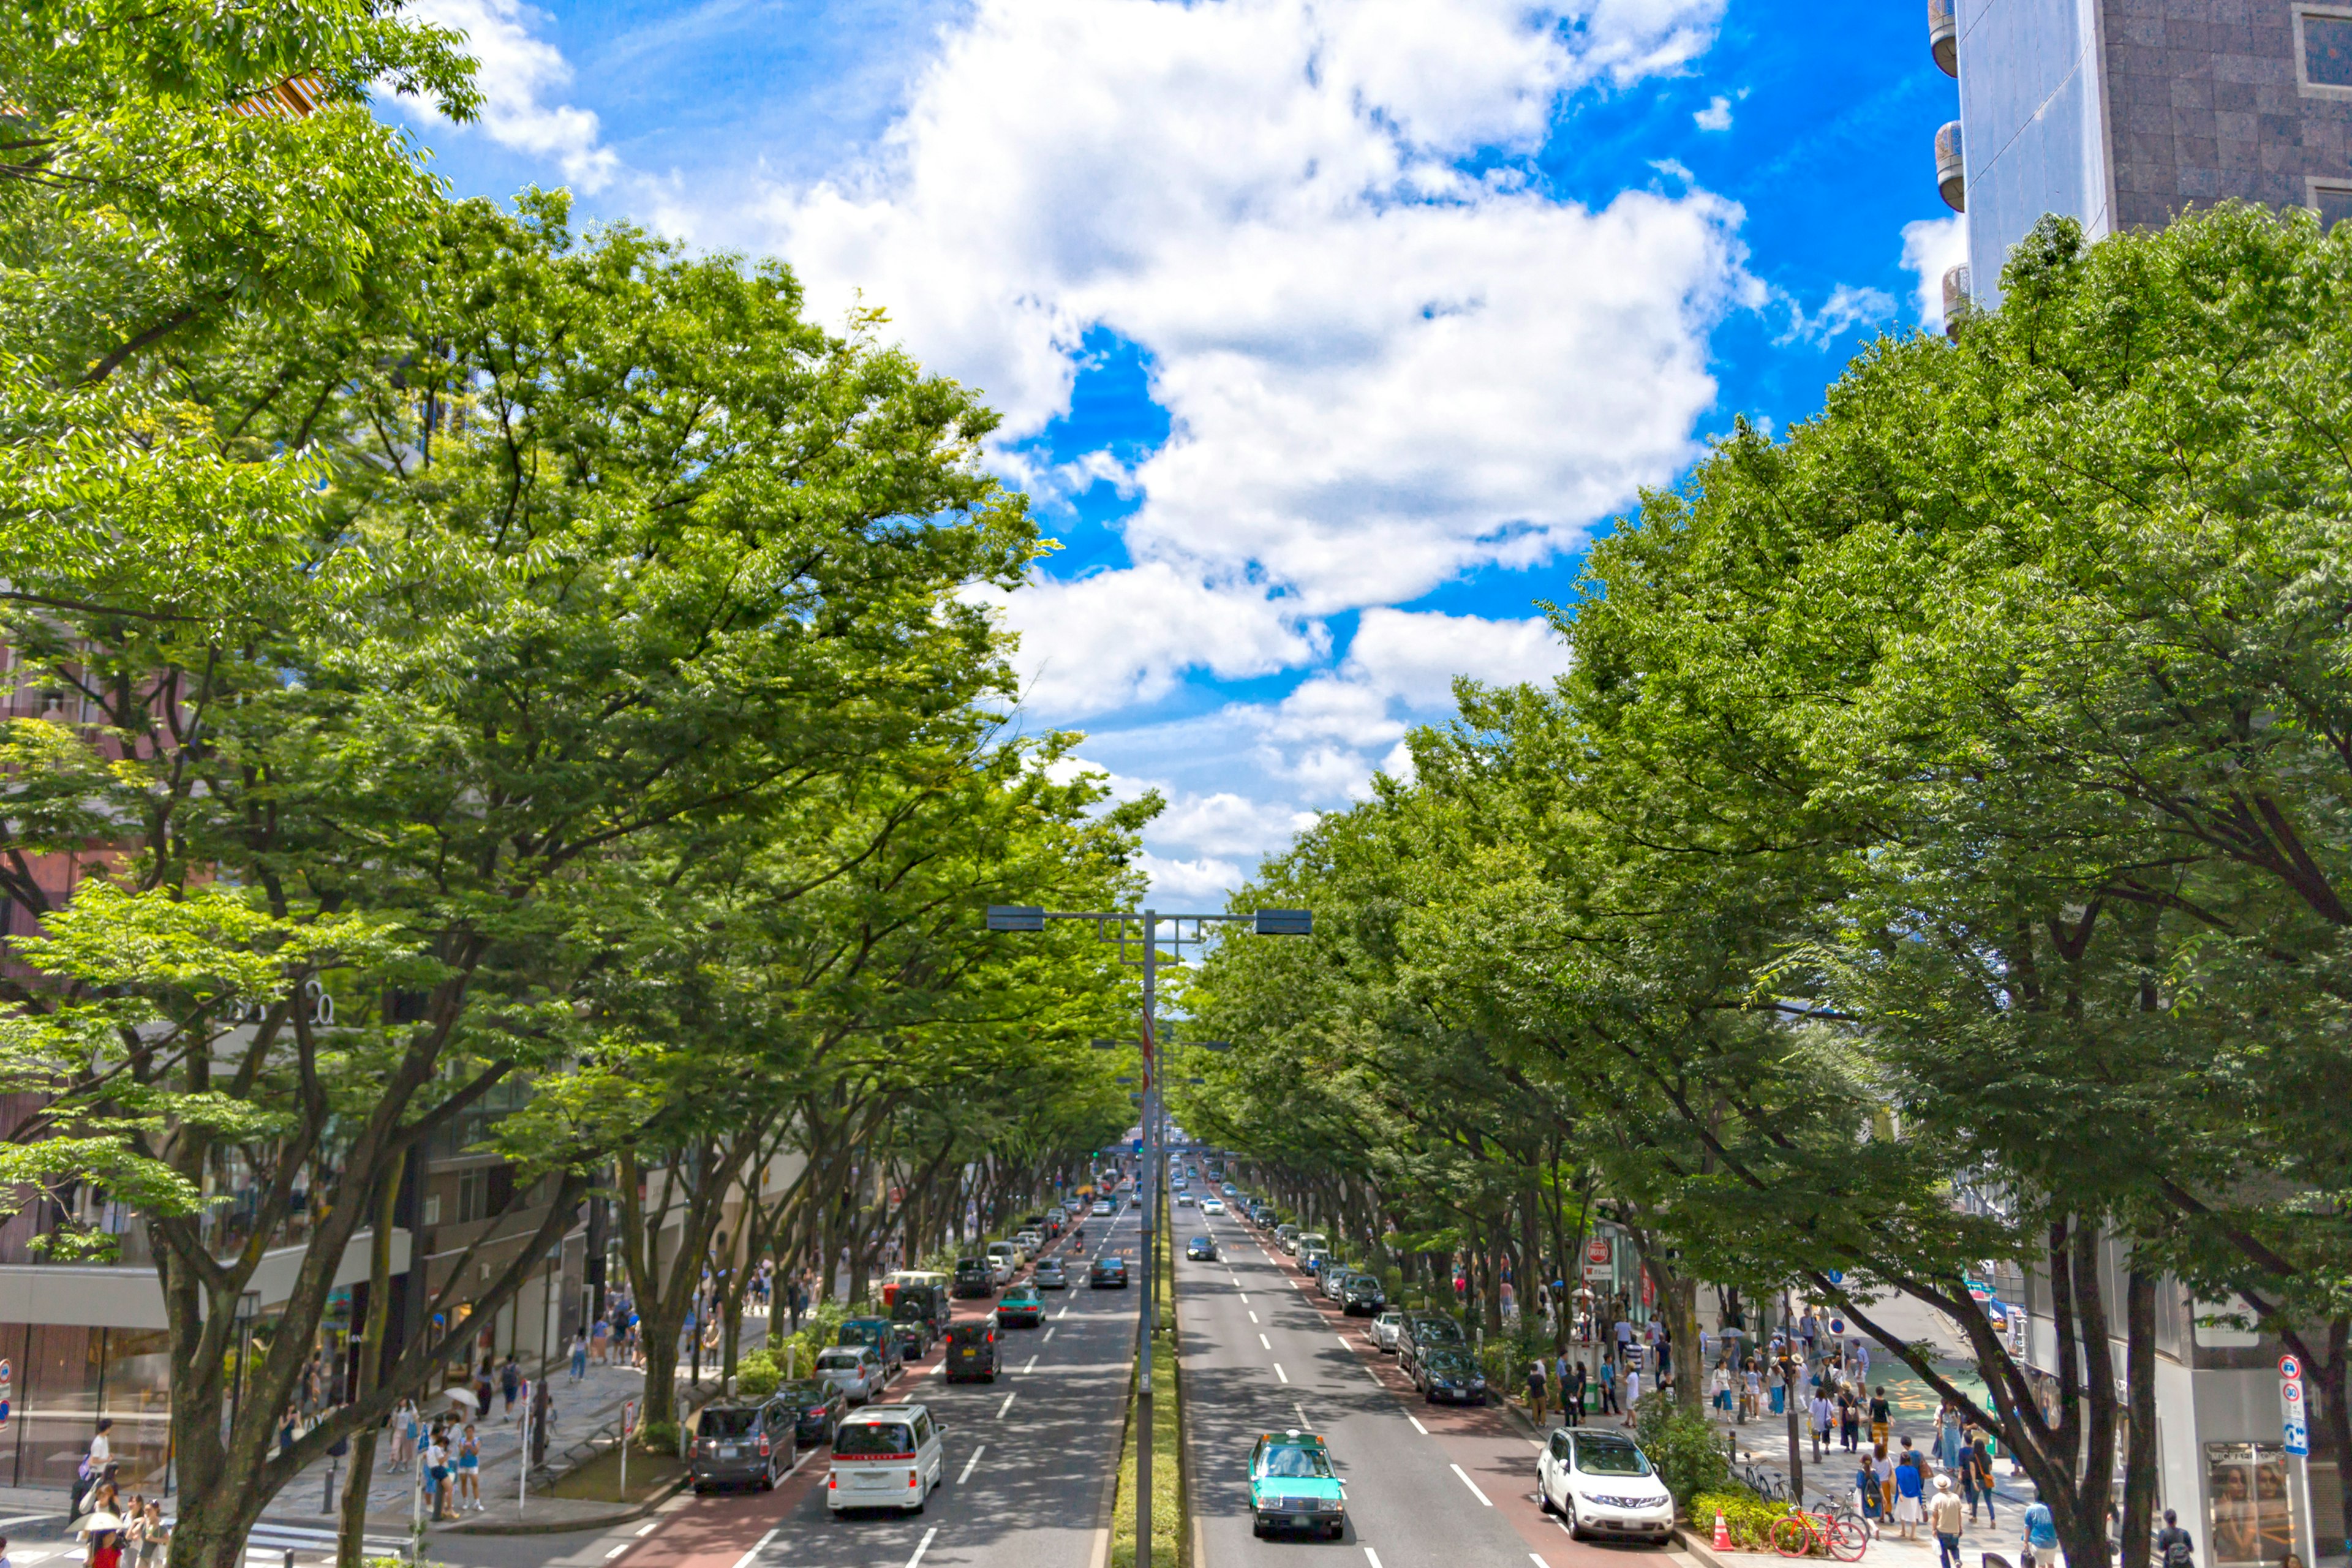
[701,1408,759,1438]
[816,1350,863,1370]
[1006,1287,1039,1302]
[948,1324,990,1344]
[1417,1317,1465,1342]
[840,1322,883,1344]
[1573,1436,1654,1476]
[1261,1445,1335,1480]
[835,1422,916,1457]
[778,1381,829,1406]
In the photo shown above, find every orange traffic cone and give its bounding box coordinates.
[1714,1511,1732,1552]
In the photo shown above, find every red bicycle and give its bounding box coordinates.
[1771,1506,1871,1561]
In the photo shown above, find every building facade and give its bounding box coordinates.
[1929,0,2352,307]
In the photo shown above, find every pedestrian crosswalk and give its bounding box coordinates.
[248,1520,412,1561]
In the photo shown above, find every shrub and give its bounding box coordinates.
[1692,1490,1799,1550]
[736,1349,780,1401]
[636,1419,680,1456]
[1634,1396,1734,1507]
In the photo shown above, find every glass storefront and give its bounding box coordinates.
[0,1323,174,1491]
[2206,1441,2296,1566]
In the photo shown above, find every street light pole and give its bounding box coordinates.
[987,903,1310,1568]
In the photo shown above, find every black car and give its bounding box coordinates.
[1397,1311,1466,1382]
[776,1378,849,1447]
[1185,1235,1218,1261]
[1340,1274,1386,1315]
[894,1284,950,1338]
[997,1283,1047,1327]
[1417,1345,1488,1404]
[953,1257,996,1298]
[885,1316,932,1364]
[1090,1255,1129,1288]
[944,1320,999,1382]
[690,1398,796,1492]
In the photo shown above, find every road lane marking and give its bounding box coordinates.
[1450,1463,1493,1506]
[1022,1355,1038,1374]
[958,1444,986,1483]
[1275,1362,1289,1383]
[1044,1327,1055,1342]
[1238,1293,1248,1303]
[905,1526,938,1568]
[1058,1306,1071,1319]
[997,1392,1017,1419]
[1408,1416,1429,1435]
[1531,1556,1555,1568]
[635,1523,660,1536]
[1260,1333,1272,1349]
[1337,1334,1351,1348]
[1294,1401,1310,1429]
[1365,1551,1385,1568]
[605,1547,628,1560]
[726,1528,778,1568]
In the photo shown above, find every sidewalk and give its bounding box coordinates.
[255,1309,774,1536]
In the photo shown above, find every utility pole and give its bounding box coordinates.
[987,903,1311,1568]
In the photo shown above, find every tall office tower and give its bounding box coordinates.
[1929,0,2352,307]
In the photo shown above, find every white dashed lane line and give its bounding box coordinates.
[1022,1355,1038,1374]
[1408,1415,1429,1435]
[997,1392,1017,1419]
[1260,1333,1272,1349]
[726,1528,778,1568]
[1450,1463,1493,1506]
[1275,1363,1290,1384]
[958,1444,986,1483]
[905,1526,938,1568]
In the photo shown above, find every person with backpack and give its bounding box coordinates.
[1526,1356,1548,1427]
[2155,1509,2196,1568]
[1869,1386,1891,1450]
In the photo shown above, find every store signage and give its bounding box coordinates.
[1583,1236,1613,1281]
[2282,1355,2309,1457]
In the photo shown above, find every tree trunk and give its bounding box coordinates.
[337,1153,402,1568]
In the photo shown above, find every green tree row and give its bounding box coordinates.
[0,7,1142,1565]
[1184,206,2352,1568]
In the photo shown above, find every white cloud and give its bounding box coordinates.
[1134,850,1250,904]
[697,0,1747,710]
[1694,94,1734,131]
[978,564,1325,715]
[401,0,618,191]
[1902,214,1969,333]
[1779,281,1898,348]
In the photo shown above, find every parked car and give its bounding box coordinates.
[691,1398,796,1493]
[776,1378,849,1448]
[894,1283,951,1338]
[884,1316,931,1365]
[1298,1247,1331,1278]
[826,1404,948,1516]
[984,1241,1020,1282]
[943,1320,998,1382]
[1090,1254,1129,1288]
[1537,1427,1675,1542]
[815,1344,885,1405]
[1320,1261,1351,1298]
[1370,1306,1407,1352]
[1276,1224,1301,1253]
[1397,1311,1465,1382]
[1295,1231,1329,1259]
[1340,1274,1387,1315]
[1416,1345,1488,1404]
[837,1317,905,1380]
[952,1257,996,1298]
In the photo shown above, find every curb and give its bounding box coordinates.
[1675,1524,1736,1568]
[446,1469,693,1535]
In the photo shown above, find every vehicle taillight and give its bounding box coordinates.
[829,1472,838,1490]
[758,1438,771,1457]
[910,1472,920,1487]
[987,1331,995,1343]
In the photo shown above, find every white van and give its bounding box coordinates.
[986,1240,1020,1280]
[827,1403,948,1515]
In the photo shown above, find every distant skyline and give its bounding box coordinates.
[393,0,1962,900]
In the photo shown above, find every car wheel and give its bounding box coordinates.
[1566,1504,1587,1542]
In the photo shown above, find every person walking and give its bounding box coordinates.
[590,1316,611,1367]
[570,1332,589,1382]
[1969,1432,1998,1523]
[1711,1361,1732,1414]
[1526,1356,1549,1428]
[1597,1355,1619,1416]
[2021,1489,2059,1568]
[1841,1390,1861,1452]
[1810,1388,1834,1462]
[456,1422,481,1512]
[1858,1453,1883,1531]
[1622,1362,1641,1422]
[2155,1509,2196,1568]
[1893,1446,1927,1542]
[132,1501,165,1568]
[72,1420,113,1517]
[1929,1473,1966,1568]
[1567,1359,1588,1426]
[499,1354,522,1422]
[1869,1386,1891,1451]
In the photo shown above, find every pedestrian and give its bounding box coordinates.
[1811,1388,1834,1462]
[2155,1509,2195,1568]
[500,1354,521,1420]
[1841,1390,1861,1452]
[2021,1488,2058,1568]
[570,1331,589,1382]
[1876,1445,1898,1525]
[83,1522,122,1568]
[1526,1357,1549,1427]
[1711,1361,1731,1414]
[133,1502,165,1568]
[1937,1403,1964,1474]
[1,1532,12,1568]
[1623,1362,1642,1421]
[1894,1446,1926,1541]
[1743,1359,1762,1423]
[1858,1454,1883,1529]
[456,1421,481,1512]
[278,1402,300,1459]
[1869,1385,1891,1451]
[1969,1432,1998,1523]
[1567,1359,1589,1426]
[71,1419,113,1516]
[423,1426,450,1521]
[590,1316,611,1366]
[1929,1472,1965,1568]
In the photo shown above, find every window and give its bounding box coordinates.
[2298,10,2352,93]
[421,1195,441,1226]
[2311,181,2352,231]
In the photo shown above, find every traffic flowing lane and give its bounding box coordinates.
[1174,1200,1689,1568]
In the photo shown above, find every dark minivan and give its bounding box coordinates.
[952,1257,996,1298]
[943,1320,999,1382]
[894,1282,951,1336]
[776,1378,849,1448]
[690,1398,796,1492]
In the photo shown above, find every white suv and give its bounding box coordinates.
[827,1404,948,1515]
[1537,1427,1675,1541]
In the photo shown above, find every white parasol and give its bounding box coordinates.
[443,1385,481,1411]
[76,1511,124,1534]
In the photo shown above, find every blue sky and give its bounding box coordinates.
[394,0,1965,901]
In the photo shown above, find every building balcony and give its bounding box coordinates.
[1936,121,1966,211]
[1928,0,1958,77]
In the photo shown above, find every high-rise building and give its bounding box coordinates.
[1929,0,2352,307]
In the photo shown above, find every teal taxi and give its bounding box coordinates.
[1248,1430,1347,1539]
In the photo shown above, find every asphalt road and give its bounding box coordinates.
[537,1205,1148,1568]
[1173,1197,1701,1568]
